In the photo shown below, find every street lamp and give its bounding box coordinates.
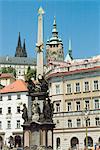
[84,108,90,150]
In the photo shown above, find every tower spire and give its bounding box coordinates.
[18,32,21,47]
[68,39,72,51]
[22,39,27,57]
[52,16,58,37]
[68,38,73,59]
[46,17,64,63]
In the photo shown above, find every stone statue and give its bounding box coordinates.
[22,103,28,123]
[32,102,41,116]
[43,98,54,122]
[32,101,41,121]
[27,79,36,93]
[38,74,48,92]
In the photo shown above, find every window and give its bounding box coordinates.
[0,108,2,114]
[17,120,20,128]
[94,99,100,109]
[77,119,81,127]
[17,94,21,99]
[68,119,72,128]
[76,101,80,111]
[8,107,11,114]
[56,103,60,112]
[67,84,71,94]
[84,81,89,92]
[0,96,2,101]
[8,95,11,100]
[67,102,71,111]
[86,118,90,127]
[85,100,89,110]
[76,83,80,93]
[17,106,20,113]
[94,80,99,91]
[56,137,60,148]
[0,121,2,129]
[95,117,100,126]
[7,120,11,129]
[56,85,60,94]
[57,120,59,124]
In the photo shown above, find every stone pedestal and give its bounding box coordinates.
[22,122,55,149]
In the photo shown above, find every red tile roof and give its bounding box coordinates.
[0,79,28,94]
[47,66,100,79]
[0,73,15,79]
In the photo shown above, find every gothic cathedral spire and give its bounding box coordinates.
[15,32,27,57]
[22,39,27,57]
[17,32,21,47]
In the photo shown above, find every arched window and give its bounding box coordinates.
[14,135,21,147]
[84,136,93,147]
[56,137,60,149]
[70,137,79,149]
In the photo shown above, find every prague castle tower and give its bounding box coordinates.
[46,17,64,63]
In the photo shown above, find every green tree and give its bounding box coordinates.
[25,66,36,81]
[0,67,16,77]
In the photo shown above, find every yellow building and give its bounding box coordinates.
[46,55,100,150]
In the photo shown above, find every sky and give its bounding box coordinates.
[0,0,100,59]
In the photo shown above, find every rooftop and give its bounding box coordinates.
[0,73,15,79]
[0,79,28,94]
[46,55,100,76]
[0,56,36,65]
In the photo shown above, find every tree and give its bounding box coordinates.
[25,66,36,81]
[0,67,16,77]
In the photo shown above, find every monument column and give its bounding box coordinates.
[36,7,44,78]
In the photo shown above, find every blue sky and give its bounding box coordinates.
[0,0,100,59]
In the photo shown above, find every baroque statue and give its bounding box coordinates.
[21,103,28,123]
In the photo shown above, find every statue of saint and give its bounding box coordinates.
[27,79,36,93]
[38,74,48,92]
[32,102,41,116]
[32,100,41,121]
[43,98,54,122]
[22,104,28,123]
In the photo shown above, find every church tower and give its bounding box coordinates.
[46,17,64,64]
[36,7,44,78]
[65,39,73,62]
[15,32,27,57]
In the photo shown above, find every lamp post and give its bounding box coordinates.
[84,108,89,150]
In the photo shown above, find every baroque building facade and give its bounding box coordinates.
[46,55,100,150]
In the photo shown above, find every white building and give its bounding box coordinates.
[0,79,30,148]
[46,55,100,150]
[0,73,15,87]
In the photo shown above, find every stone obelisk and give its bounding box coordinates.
[36,7,44,79]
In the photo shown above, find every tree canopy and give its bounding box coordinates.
[0,67,16,77]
